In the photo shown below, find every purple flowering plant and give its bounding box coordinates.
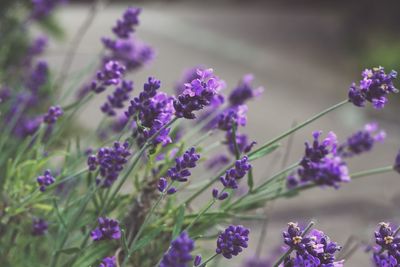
[1,3,400,267]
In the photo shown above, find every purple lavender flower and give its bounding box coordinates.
[282,223,343,267]
[206,154,230,170]
[173,68,225,119]
[220,156,251,189]
[99,256,116,267]
[26,61,49,92]
[288,131,350,189]
[229,74,264,106]
[91,61,126,93]
[158,147,200,194]
[160,231,195,267]
[224,131,256,156]
[216,225,250,259]
[174,66,204,95]
[101,80,134,116]
[87,142,131,187]
[24,36,48,66]
[30,0,68,20]
[394,150,400,174]
[126,77,174,147]
[217,105,248,131]
[112,7,141,39]
[102,37,154,72]
[371,223,400,267]
[338,123,385,158]
[348,67,398,109]
[91,217,121,241]
[194,255,202,266]
[32,218,48,236]
[43,105,63,124]
[37,169,55,192]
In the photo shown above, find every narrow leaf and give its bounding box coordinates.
[248,143,280,161]
[172,205,185,239]
[247,169,254,192]
[132,227,163,252]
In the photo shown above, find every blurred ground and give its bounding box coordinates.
[45,3,400,266]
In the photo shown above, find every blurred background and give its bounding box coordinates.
[5,0,400,265]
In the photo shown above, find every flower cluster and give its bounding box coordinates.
[99,256,116,267]
[338,123,385,158]
[91,217,121,241]
[372,222,400,266]
[216,225,250,259]
[25,36,48,66]
[102,37,154,72]
[394,150,400,174]
[26,61,49,93]
[112,7,141,39]
[160,231,195,267]
[217,105,248,131]
[30,0,67,20]
[219,156,251,189]
[32,218,48,236]
[158,147,200,194]
[36,169,55,192]
[287,131,350,189]
[101,80,134,116]
[126,77,175,146]
[348,67,398,109]
[43,105,63,124]
[228,74,264,106]
[283,223,343,267]
[87,141,131,187]
[91,61,126,94]
[173,68,224,119]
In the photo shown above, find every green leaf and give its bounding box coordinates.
[55,247,81,255]
[121,229,130,253]
[132,227,163,252]
[172,205,185,239]
[247,169,254,192]
[248,143,280,161]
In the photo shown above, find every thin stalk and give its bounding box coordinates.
[351,165,393,179]
[184,199,216,232]
[231,123,240,160]
[197,253,218,267]
[248,100,348,159]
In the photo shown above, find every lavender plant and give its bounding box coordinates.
[0,3,400,267]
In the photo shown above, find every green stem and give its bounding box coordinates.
[351,165,393,179]
[248,99,348,159]
[197,253,218,267]
[184,199,216,232]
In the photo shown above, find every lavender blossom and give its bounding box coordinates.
[338,123,385,157]
[37,169,55,192]
[160,231,195,267]
[91,61,126,93]
[126,77,174,147]
[24,36,48,66]
[394,150,400,174]
[174,68,224,119]
[217,105,248,131]
[158,147,200,194]
[87,141,131,187]
[30,0,68,20]
[287,131,350,189]
[282,223,343,267]
[216,225,250,259]
[32,218,48,236]
[371,223,400,267]
[348,67,398,109]
[112,7,141,39]
[101,80,134,116]
[225,131,256,156]
[99,256,116,267]
[43,105,63,124]
[102,37,154,72]
[206,154,230,170]
[91,217,121,241]
[26,61,49,92]
[220,156,251,189]
[229,74,264,106]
